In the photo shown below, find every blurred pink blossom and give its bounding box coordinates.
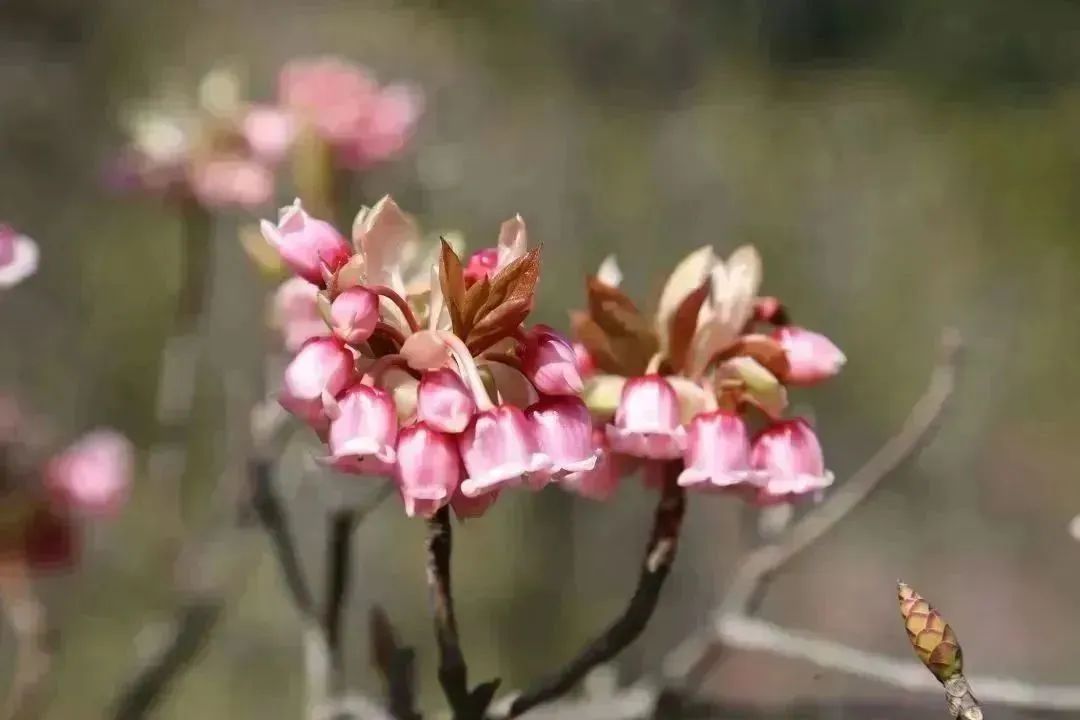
[44,429,134,518]
[0,226,39,288]
[272,277,330,352]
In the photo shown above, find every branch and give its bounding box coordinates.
[714,614,1080,712]
[504,462,687,719]
[325,510,358,690]
[370,607,421,720]
[660,328,963,699]
[425,507,472,717]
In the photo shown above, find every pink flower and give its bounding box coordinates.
[243,105,296,163]
[329,287,379,346]
[0,226,39,288]
[340,84,423,168]
[606,375,686,460]
[459,405,549,497]
[749,418,834,503]
[44,429,134,518]
[279,57,377,144]
[450,487,499,519]
[189,158,274,209]
[572,343,596,379]
[417,368,476,434]
[677,411,754,491]
[260,200,352,287]
[279,338,355,429]
[773,326,845,385]
[272,278,329,352]
[395,422,461,518]
[561,432,621,501]
[325,385,397,475]
[521,325,584,396]
[526,397,598,480]
[463,248,498,284]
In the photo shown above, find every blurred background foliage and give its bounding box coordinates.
[2,0,1080,717]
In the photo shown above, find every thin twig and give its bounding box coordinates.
[505,462,687,719]
[370,606,421,720]
[425,507,472,717]
[659,328,964,702]
[325,510,358,689]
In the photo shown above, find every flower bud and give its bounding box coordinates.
[279,338,355,429]
[678,411,754,491]
[260,199,352,286]
[773,326,845,385]
[459,405,549,497]
[606,375,686,460]
[749,418,834,503]
[325,385,398,475]
[526,397,598,481]
[417,368,476,434]
[329,286,379,346]
[521,325,583,396]
[463,247,498,284]
[395,422,460,518]
[898,582,964,683]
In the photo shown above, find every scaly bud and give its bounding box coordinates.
[898,581,963,682]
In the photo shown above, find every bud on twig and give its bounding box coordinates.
[898,581,984,720]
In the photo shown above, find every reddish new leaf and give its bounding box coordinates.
[466,297,533,355]
[570,311,623,375]
[716,334,791,382]
[461,276,492,331]
[473,247,541,325]
[439,239,466,335]
[667,282,711,373]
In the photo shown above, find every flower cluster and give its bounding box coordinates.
[573,246,845,504]
[112,58,421,208]
[263,197,596,518]
[0,395,133,571]
[0,225,38,289]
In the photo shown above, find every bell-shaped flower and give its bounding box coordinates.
[572,342,596,379]
[749,418,834,503]
[279,338,355,429]
[329,287,379,346]
[417,368,476,433]
[271,277,329,352]
[606,375,686,460]
[395,422,461,518]
[521,325,583,396]
[325,384,397,475]
[44,429,134,517]
[773,326,846,386]
[560,430,622,501]
[459,405,549,497]
[450,487,500,519]
[526,397,598,480]
[0,226,39,288]
[260,199,352,286]
[677,411,754,491]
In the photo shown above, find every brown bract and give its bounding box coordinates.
[571,277,658,377]
[438,240,540,355]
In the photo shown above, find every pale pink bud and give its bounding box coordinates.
[243,105,296,163]
[279,338,355,428]
[463,247,498,284]
[749,418,834,504]
[459,405,549,497]
[395,422,460,518]
[44,429,134,518]
[521,325,583,396]
[773,326,845,385]
[260,200,352,287]
[677,411,754,491]
[606,375,686,460]
[189,158,274,209]
[329,287,379,345]
[0,226,39,288]
[572,342,596,378]
[325,385,398,475]
[417,369,476,434]
[450,487,499,520]
[272,277,329,352]
[526,397,598,481]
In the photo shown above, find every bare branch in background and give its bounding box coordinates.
[325,510,358,692]
[370,607,421,720]
[425,507,473,718]
[659,328,964,705]
[501,462,687,719]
